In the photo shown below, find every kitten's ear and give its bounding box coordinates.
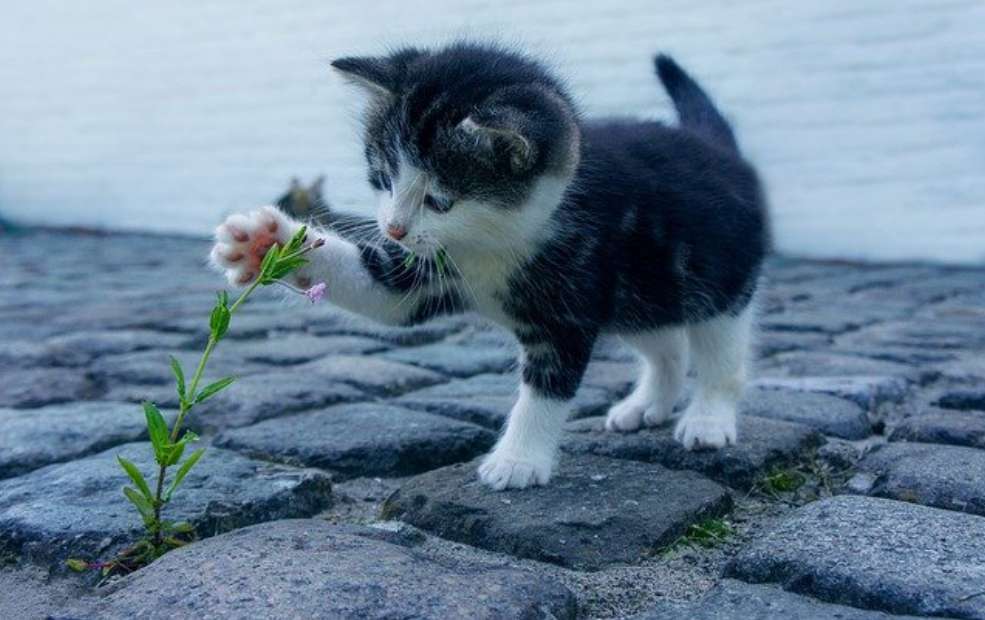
[331,56,395,96]
[459,114,536,174]
[331,48,426,97]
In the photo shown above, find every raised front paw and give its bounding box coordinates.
[478,450,552,491]
[210,206,299,286]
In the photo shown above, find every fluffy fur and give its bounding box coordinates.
[210,42,769,490]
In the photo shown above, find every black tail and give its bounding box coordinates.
[655,54,738,154]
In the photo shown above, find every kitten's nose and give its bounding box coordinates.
[386,224,407,241]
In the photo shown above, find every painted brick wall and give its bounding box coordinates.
[1,0,983,262]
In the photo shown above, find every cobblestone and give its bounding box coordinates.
[77,520,577,619]
[727,496,985,619]
[214,403,495,479]
[2,230,985,618]
[0,402,162,479]
[890,407,985,450]
[382,454,732,570]
[855,441,985,516]
[564,415,822,489]
[0,442,332,569]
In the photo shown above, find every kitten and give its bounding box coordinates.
[211,42,769,491]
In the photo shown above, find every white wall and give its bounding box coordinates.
[1,0,983,262]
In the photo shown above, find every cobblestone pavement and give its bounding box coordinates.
[1,230,984,619]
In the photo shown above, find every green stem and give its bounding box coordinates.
[150,278,261,545]
[168,279,259,442]
[144,230,317,549]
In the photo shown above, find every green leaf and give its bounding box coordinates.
[284,225,307,255]
[142,402,170,464]
[117,456,153,501]
[210,291,231,340]
[193,376,236,404]
[123,486,155,526]
[402,252,417,269]
[169,355,187,404]
[65,558,89,572]
[259,243,281,281]
[164,430,199,466]
[165,440,185,467]
[165,448,205,502]
[267,256,308,282]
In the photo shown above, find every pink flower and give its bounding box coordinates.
[304,282,327,304]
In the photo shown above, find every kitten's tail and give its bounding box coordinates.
[654,54,739,154]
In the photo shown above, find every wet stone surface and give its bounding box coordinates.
[0,442,332,569]
[395,371,613,428]
[890,407,985,449]
[726,496,985,619]
[190,370,365,431]
[3,230,985,618]
[382,454,733,570]
[0,402,163,479]
[740,385,871,439]
[214,403,496,479]
[75,519,577,620]
[633,579,927,620]
[564,415,823,490]
[0,368,101,408]
[854,441,985,516]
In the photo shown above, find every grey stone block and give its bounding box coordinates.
[215,403,495,479]
[632,579,925,619]
[382,454,732,570]
[726,495,985,619]
[856,441,985,516]
[396,372,613,429]
[0,368,99,408]
[380,341,517,377]
[295,354,445,396]
[564,415,822,489]
[753,375,909,410]
[78,519,576,619]
[219,333,388,365]
[0,443,332,568]
[890,408,985,449]
[741,386,871,439]
[192,370,365,431]
[0,401,161,479]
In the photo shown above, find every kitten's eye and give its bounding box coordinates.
[423,194,453,213]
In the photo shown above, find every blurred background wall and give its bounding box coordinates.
[0,0,982,262]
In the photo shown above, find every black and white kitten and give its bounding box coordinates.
[210,42,769,491]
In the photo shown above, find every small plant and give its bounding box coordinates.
[760,467,807,495]
[69,226,324,576]
[662,517,734,554]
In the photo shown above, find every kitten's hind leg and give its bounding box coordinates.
[605,328,687,432]
[674,306,754,449]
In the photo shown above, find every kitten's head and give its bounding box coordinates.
[332,42,580,256]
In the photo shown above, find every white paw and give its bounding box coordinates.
[604,396,648,432]
[210,206,299,286]
[673,408,737,450]
[478,451,552,491]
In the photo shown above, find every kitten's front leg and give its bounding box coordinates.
[210,207,443,325]
[479,334,594,490]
